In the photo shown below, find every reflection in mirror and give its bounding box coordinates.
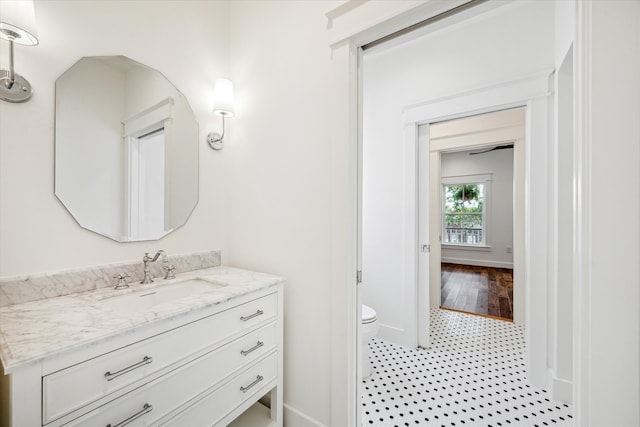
[55,56,198,242]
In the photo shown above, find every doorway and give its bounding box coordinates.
[427,109,523,322]
[358,2,555,425]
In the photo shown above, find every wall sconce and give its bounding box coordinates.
[207,79,236,150]
[207,78,235,150]
[0,0,38,103]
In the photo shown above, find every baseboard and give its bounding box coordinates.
[441,257,513,269]
[284,403,329,427]
[551,377,573,405]
[378,323,414,348]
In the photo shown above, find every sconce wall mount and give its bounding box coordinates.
[0,0,39,103]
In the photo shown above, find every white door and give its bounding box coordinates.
[417,125,431,348]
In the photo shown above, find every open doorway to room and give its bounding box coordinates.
[356,0,564,424]
[430,110,521,322]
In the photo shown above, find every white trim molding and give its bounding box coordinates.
[122,97,174,137]
[441,257,512,270]
[284,403,329,427]
[326,0,461,47]
[573,1,640,425]
[404,70,553,125]
[572,3,592,424]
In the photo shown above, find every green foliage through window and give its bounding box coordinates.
[443,184,484,244]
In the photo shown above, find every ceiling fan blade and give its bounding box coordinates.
[469,144,514,155]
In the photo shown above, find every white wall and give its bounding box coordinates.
[0,0,231,276]
[228,1,342,425]
[362,1,554,346]
[440,148,514,268]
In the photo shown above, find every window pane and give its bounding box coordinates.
[443,183,484,245]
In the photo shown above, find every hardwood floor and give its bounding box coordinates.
[440,263,514,321]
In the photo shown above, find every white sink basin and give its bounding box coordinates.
[102,278,226,313]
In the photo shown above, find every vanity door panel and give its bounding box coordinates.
[59,325,277,427]
[43,293,277,424]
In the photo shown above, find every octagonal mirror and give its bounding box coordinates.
[55,56,199,242]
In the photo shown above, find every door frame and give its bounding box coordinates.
[327,1,619,426]
[326,2,560,425]
[402,70,552,383]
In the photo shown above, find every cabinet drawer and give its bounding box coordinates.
[61,325,277,426]
[44,293,277,425]
[158,354,277,426]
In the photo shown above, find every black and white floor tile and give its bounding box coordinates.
[362,309,573,426]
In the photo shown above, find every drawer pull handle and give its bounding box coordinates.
[240,341,264,356]
[240,375,264,393]
[106,403,152,427]
[104,356,153,381]
[240,309,264,322]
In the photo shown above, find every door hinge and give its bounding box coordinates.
[356,270,362,284]
[421,244,430,253]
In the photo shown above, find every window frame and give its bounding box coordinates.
[441,173,492,250]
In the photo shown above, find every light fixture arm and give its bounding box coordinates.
[0,31,33,102]
[6,38,16,89]
[207,114,227,150]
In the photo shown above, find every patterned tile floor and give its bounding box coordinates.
[362,309,573,426]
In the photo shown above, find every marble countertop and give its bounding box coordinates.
[0,266,283,373]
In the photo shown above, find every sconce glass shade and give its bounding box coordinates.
[212,78,235,117]
[0,0,38,45]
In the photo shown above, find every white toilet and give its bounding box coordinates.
[361,304,379,378]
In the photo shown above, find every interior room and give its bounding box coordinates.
[0,1,638,427]
[438,141,515,320]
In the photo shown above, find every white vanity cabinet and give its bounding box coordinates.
[1,282,283,427]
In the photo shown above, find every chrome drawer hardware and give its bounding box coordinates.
[106,403,152,427]
[240,309,264,322]
[240,341,264,356]
[104,356,153,381]
[240,375,264,393]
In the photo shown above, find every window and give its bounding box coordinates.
[442,178,489,246]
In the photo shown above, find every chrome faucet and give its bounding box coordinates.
[141,250,167,284]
